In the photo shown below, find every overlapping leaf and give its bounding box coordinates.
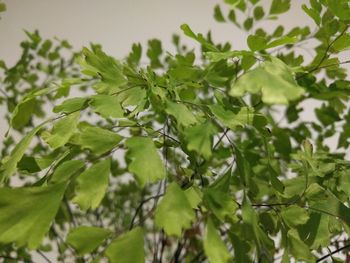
[73,158,110,210]
[67,226,111,255]
[125,137,165,186]
[230,57,305,104]
[0,183,66,249]
[105,227,144,263]
[155,182,195,236]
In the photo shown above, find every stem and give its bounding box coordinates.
[129,194,164,230]
[297,26,349,79]
[36,250,52,263]
[317,243,350,262]
[173,242,183,263]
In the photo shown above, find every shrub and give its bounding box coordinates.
[1,0,350,262]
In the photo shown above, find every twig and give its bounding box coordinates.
[110,85,139,96]
[213,128,229,151]
[173,240,184,263]
[297,26,349,80]
[190,250,204,263]
[159,231,166,263]
[310,26,349,72]
[129,194,164,230]
[36,250,52,263]
[317,243,350,262]
[64,197,77,227]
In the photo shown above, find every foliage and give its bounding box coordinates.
[1,0,350,262]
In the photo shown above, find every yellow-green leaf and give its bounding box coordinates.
[0,183,66,249]
[73,158,110,210]
[67,226,111,255]
[125,137,165,186]
[105,227,145,263]
[204,218,231,263]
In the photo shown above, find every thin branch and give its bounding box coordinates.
[36,250,52,263]
[110,85,140,96]
[313,59,350,71]
[317,243,350,262]
[297,26,349,80]
[129,194,164,230]
[159,231,166,263]
[311,26,349,72]
[190,250,204,263]
[213,128,229,151]
[64,197,77,227]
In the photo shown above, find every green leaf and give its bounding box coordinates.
[127,43,142,65]
[184,186,202,209]
[43,112,80,149]
[287,229,315,262]
[228,10,238,25]
[243,18,253,31]
[214,5,226,22]
[125,137,165,186]
[326,0,350,20]
[204,50,253,62]
[300,213,330,249]
[266,36,298,49]
[224,0,241,6]
[247,35,267,51]
[67,226,111,255]
[118,86,147,114]
[302,4,321,25]
[18,155,54,174]
[90,94,124,118]
[49,160,85,184]
[79,47,127,94]
[253,6,264,20]
[147,39,163,68]
[280,205,309,227]
[105,227,144,263]
[77,126,123,155]
[210,171,231,192]
[180,24,218,51]
[0,2,6,13]
[0,123,46,181]
[306,183,350,228]
[203,218,231,263]
[204,188,238,222]
[209,105,254,129]
[53,97,88,114]
[165,101,197,127]
[73,158,110,211]
[242,200,274,252]
[0,183,66,249]
[10,99,36,130]
[332,34,350,52]
[10,87,52,130]
[315,104,341,126]
[230,57,305,104]
[155,182,195,236]
[269,0,290,15]
[184,121,217,159]
[338,169,350,195]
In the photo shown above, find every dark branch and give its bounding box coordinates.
[36,250,52,263]
[317,243,350,262]
[129,193,164,230]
